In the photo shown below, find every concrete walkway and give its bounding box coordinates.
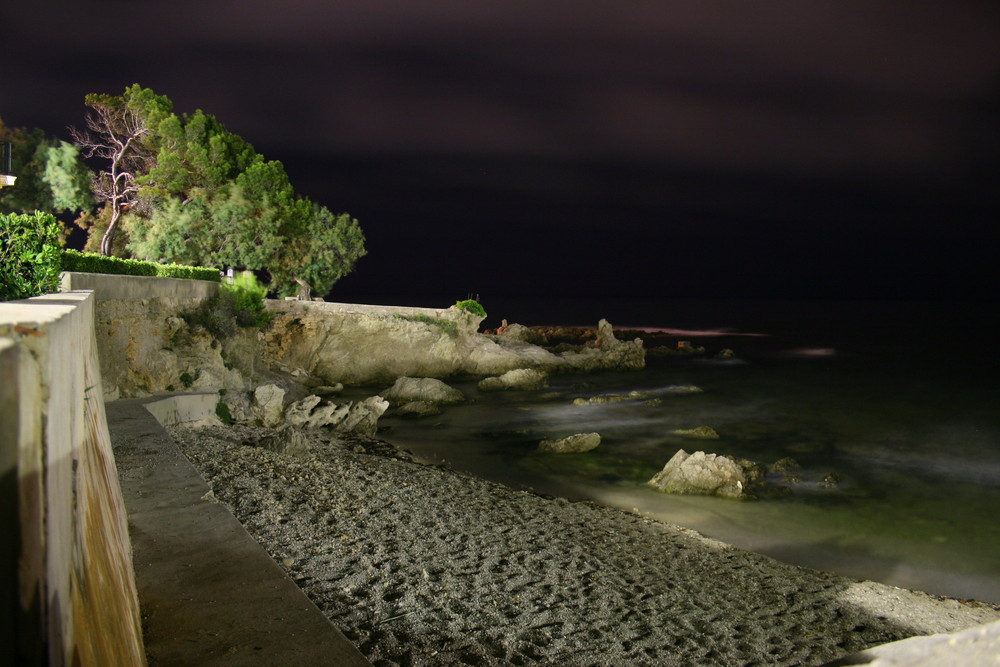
[107,398,371,666]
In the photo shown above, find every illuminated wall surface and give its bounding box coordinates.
[0,291,146,666]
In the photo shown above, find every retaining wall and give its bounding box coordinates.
[0,291,145,666]
[61,271,220,301]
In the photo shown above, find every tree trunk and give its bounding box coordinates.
[294,278,312,301]
[100,205,121,256]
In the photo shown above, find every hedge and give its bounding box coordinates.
[60,249,221,282]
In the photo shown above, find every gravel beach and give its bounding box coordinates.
[170,424,1000,666]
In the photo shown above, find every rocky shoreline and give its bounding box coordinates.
[169,424,1000,666]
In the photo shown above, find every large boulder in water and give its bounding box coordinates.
[379,376,465,406]
[648,449,763,499]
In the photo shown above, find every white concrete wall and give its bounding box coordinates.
[0,291,145,666]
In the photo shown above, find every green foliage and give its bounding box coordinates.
[181,271,272,340]
[455,299,487,317]
[222,271,273,327]
[394,313,459,336]
[179,371,195,388]
[0,211,63,300]
[75,84,369,297]
[59,248,220,281]
[42,141,95,213]
[1,120,92,216]
[216,401,234,425]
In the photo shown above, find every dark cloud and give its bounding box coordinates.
[4,1,998,301]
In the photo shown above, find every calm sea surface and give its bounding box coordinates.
[355,298,1000,603]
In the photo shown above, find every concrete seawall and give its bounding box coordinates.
[1,291,145,666]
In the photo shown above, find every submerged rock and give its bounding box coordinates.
[769,457,803,484]
[478,368,549,392]
[573,390,649,405]
[538,432,602,454]
[379,376,465,406]
[672,426,720,439]
[396,401,442,418]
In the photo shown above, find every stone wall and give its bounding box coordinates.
[61,271,220,301]
[0,291,145,666]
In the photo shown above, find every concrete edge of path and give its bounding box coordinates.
[107,397,371,667]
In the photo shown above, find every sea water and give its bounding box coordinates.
[368,298,1000,604]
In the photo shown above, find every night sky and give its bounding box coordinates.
[4,2,998,311]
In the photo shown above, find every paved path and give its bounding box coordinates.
[107,398,371,666]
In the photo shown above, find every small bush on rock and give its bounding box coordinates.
[216,401,233,425]
[455,298,486,318]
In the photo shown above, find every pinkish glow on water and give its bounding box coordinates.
[786,347,837,357]
[619,326,769,337]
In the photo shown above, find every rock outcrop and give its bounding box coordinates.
[249,387,388,435]
[253,384,286,427]
[647,449,765,499]
[538,433,602,454]
[478,368,549,392]
[92,295,647,399]
[337,396,390,437]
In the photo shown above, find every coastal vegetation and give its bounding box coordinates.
[2,84,367,301]
[72,84,366,298]
[180,271,273,341]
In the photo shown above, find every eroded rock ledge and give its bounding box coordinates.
[94,297,645,400]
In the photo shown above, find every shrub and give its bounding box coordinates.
[181,271,272,340]
[215,401,234,425]
[224,271,272,328]
[454,298,486,318]
[1,211,64,300]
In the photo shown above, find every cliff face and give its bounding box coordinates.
[95,298,250,401]
[93,297,644,399]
